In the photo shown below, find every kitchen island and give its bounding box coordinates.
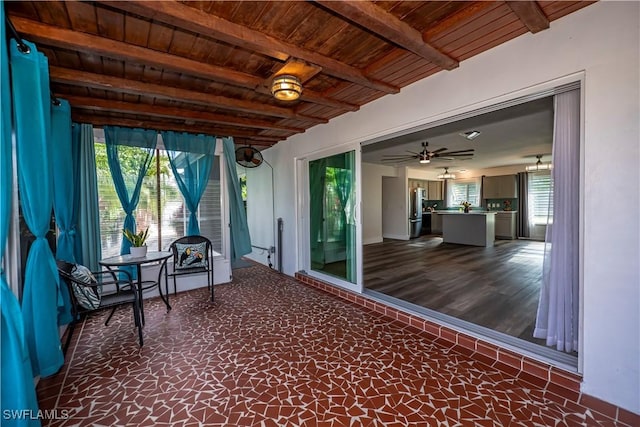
[438,211,496,247]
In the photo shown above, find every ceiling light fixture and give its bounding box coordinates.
[419,148,430,164]
[437,167,456,180]
[526,154,553,171]
[271,74,302,101]
[460,130,481,140]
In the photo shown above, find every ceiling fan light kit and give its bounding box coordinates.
[271,75,302,101]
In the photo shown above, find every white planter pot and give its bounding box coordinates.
[129,246,148,258]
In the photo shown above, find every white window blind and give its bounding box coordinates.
[96,143,222,257]
[447,178,481,207]
[528,171,553,225]
[197,155,223,253]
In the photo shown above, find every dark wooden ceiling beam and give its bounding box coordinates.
[99,0,399,94]
[506,1,550,33]
[71,113,282,145]
[10,17,261,88]
[11,17,338,117]
[49,66,332,122]
[63,95,305,133]
[313,0,458,71]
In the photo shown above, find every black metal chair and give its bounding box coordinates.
[166,235,214,300]
[56,260,143,354]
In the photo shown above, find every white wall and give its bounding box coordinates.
[362,162,397,244]
[251,1,639,413]
[244,163,277,267]
[381,168,409,240]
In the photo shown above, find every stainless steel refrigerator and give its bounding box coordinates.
[409,188,424,238]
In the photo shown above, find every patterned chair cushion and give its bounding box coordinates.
[71,264,101,310]
[175,242,208,269]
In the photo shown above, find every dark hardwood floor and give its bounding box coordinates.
[363,235,547,347]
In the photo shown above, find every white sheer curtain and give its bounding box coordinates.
[533,89,580,352]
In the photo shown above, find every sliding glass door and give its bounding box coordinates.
[308,150,357,284]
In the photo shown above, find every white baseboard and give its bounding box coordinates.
[382,233,410,241]
[363,236,383,245]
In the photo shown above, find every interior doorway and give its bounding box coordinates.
[360,85,580,361]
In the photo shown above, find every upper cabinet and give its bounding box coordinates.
[408,179,422,189]
[408,180,443,200]
[483,175,517,199]
[427,181,443,200]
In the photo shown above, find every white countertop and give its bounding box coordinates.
[434,210,496,215]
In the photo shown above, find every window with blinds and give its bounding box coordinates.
[447,178,481,207]
[197,155,223,254]
[528,171,553,225]
[96,143,222,258]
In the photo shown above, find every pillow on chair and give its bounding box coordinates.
[71,264,102,310]
[175,242,208,269]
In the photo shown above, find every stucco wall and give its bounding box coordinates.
[252,2,640,412]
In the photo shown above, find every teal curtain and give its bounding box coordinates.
[1,5,41,423]
[10,39,64,378]
[335,151,356,283]
[51,100,75,262]
[51,100,74,325]
[104,126,157,257]
[71,123,101,272]
[222,137,251,261]
[309,158,326,266]
[161,131,215,236]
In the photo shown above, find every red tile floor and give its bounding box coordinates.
[38,264,637,426]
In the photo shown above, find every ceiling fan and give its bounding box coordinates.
[381,141,474,164]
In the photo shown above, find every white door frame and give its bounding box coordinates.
[295,142,363,293]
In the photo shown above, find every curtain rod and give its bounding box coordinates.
[4,14,29,54]
[5,14,60,106]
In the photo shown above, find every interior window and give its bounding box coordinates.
[447,178,481,207]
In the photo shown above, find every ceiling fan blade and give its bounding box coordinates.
[382,154,418,159]
[431,147,448,154]
[439,149,475,155]
[432,157,455,160]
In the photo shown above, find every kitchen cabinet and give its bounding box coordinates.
[427,181,443,200]
[440,212,496,247]
[483,175,517,199]
[495,211,517,239]
[431,212,442,234]
[421,213,431,234]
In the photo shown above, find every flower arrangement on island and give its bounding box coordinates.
[461,201,471,212]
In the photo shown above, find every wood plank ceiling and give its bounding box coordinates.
[5,1,595,148]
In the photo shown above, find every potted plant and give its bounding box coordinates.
[123,227,149,257]
[461,201,471,213]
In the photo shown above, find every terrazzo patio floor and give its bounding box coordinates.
[37,265,631,426]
